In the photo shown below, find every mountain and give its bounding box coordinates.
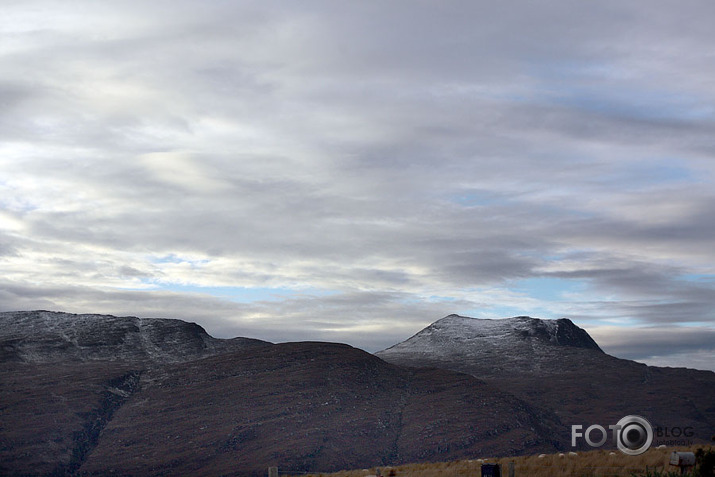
[0,311,565,476]
[0,310,269,363]
[376,314,715,447]
[377,314,603,379]
[0,310,271,476]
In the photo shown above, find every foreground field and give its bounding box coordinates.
[296,445,709,477]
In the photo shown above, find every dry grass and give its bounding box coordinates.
[293,445,711,477]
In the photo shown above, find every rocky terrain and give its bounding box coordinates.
[1,311,713,476]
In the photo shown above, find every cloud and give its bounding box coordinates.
[589,325,715,371]
[1,0,714,370]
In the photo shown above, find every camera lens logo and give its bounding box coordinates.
[615,415,653,456]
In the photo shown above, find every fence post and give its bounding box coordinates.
[508,461,515,477]
[268,466,278,477]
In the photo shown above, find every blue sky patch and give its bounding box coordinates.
[513,277,586,302]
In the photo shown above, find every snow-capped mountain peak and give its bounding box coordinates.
[376,314,603,377]
[385,314,601,352]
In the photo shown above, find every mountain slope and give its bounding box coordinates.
[0,361,141,476]
[81,342,566,476]
[376,314,715,447]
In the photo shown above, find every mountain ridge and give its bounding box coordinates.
[0,310,270,363]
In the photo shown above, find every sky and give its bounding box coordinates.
[1,1,714,371]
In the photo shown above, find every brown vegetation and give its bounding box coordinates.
[296,445,712,477]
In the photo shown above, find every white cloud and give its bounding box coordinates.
[139,152,231,192]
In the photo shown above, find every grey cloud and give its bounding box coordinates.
[2,0,715,370]
[617,301,715,325]
[592,325,715,370]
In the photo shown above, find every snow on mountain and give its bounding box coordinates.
[0,310,270,363]
[376,314,603,377]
